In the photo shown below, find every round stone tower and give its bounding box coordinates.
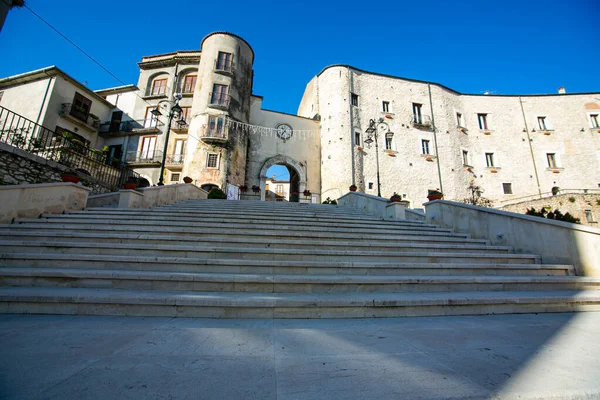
[184,32,254,189]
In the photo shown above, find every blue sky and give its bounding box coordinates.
[1,0,598,116]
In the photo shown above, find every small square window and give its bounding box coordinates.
[502,183,513,194]
[170,173,180,182]
[590,114,599,128]
[457,112,463,127]
[382,101,390,112]
[368,182,373,189]
[421,139,430,155]
[538,116,547,130]
[351,93,359,107]
[547,153,557,168]
[207,153,219,168]
[478,114,488,130]
[485,152,495,167]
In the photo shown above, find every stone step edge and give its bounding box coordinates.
[0,253,569,270]
[0,241,531,259]
[0,287,598,308]
[0,267,593,285]
[0,233,508,251]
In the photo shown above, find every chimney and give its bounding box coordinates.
[558,87,566,94]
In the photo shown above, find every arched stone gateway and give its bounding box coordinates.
[259,155,307,202]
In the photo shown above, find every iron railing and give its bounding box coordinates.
[0,105,138,190]
[412,114,432,127]
[165,154,185,165]
[125,150,163,164]
[99,119,164,134]
[200,125,227,141]
[59,103,101,129]
[209,92,231,108]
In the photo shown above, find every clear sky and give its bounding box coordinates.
[0,0,598,116]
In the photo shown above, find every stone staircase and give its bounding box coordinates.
[0,199,599,318]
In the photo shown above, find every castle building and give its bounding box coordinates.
[1,31,599,206]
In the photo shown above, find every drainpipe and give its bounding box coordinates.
[36,72,54,125]
[519,97,542,198]
[348,67,356,186]
[428,84,443,194]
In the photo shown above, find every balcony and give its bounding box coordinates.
[99,119,164,136]
[412,114,432,130]
[214,59,234,74]
[165,154,185,167]
[59,103,100,132]
[200,124,228,144]
[125,150,163,165]
[208,92,231,110]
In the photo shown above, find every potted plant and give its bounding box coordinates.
[322,197,338,205]
[61,171,80,184]
[123,176,137,190]
[390,192,402,202]
[252,185,260,193]
[239,184,248,192]
[303,189,311,197]
[551,186,560,196]
[349,184,357,192]
[183,176,193,184]
[427,189,443,201]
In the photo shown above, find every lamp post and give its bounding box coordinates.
[364,118,383,197]
[151,94,187,186]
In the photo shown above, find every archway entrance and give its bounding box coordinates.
[259,155,306,202]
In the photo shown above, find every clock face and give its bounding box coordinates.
[276,124,293,141]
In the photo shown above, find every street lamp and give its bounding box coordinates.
[364,118,384,197]
[152,94,188,185]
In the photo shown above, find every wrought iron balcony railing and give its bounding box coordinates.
[209,92,231,108]
[200,125,228,143]
[125,150,163,164]
[99,119,164,134]
[412,114,433,128]
[165,154,185,165]
[59,103,100,129]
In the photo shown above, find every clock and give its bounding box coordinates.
[276,123,293,141]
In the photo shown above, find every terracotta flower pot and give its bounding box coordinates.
[61,174,80,184]
[183,177,193,184]
[349,185,357,192]
[123,183,137,190]
[427,194,443,201]
[390,196,402,203]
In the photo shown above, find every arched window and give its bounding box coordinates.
[385,132,394,150]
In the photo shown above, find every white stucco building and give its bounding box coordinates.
[1,31,599,205]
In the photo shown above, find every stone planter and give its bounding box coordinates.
[123,183,137,190]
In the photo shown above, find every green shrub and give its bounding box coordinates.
[525,207,581,224]
[207,188,227,199]
[322,197,337,205]
[568,197,576,203]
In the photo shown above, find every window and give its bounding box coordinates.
[547,153,557,168]
[144,106,158,128]
[182,75,197,94]
[462,150,469,165]
[211,84,229,106]
[382,101,390,112]
[0,91,3,103]
[207,153,219,168]
[216,52,232,72]
[355,131,360,146]
[502,183,513,194]
[351,93,358,107]
[276,185,284,194]
[141,136,157,160]
[71,92,92,121]
[457,112,463,127]
[385,132,393,150]
[208,115,225,137]
[421,139,430,155]
[151,78,167,96]
[585,210,595,223]
[180,106,192,125]
[538,116,547,130]
[413,103,423,124]
[170,173,180,182]
[485,152,495,167]
[173,139,186,162]
[368,182,373,189]
[478,114,488,130]
[591,114,599,128]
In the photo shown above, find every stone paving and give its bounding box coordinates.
[1,312,600,400]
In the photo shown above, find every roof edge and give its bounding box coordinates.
[201,31,254,63]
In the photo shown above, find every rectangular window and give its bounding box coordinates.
[151,79,167,96]
[457,112,463,127]
[144,106,158,128]
[0,91,3,103]
[276,185,284,194]
[421,139,430,155]
[208,115,225,137]
[385,133,393,150]
[211,84,229,106]
[478,114,488,130]
[351,93,358,107]
[182,75,197,94]
[485,152,495,167]
[382,101,390,112]
[585,210,595,223]
[170,173,180,182]
[173,139,186,163]
[538,116,547,130]
[502,183,513,194]
[355,131,360,146]
[71,92,92,122]
[591,114,599,128]
[207,153,219,168]
[547,153,557,168]
[462,150,469,165]
[368,182,373,189]
[180,106,192,125]
[141,136,157,160]
[216,52,233,72]
[413,103,422,124]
